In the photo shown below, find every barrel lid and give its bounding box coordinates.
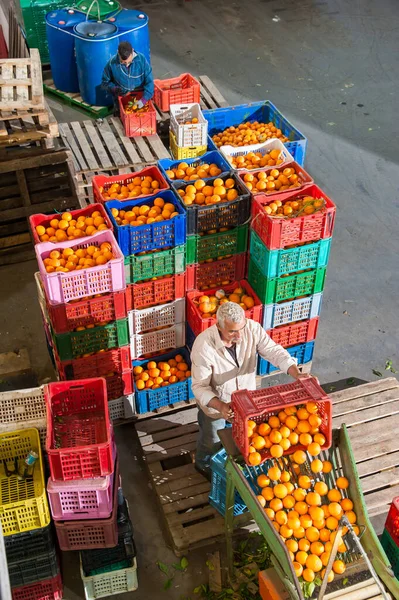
[46,8,86,28]
[74,21,118,39]
[108,8,149,30]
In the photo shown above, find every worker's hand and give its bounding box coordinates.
[112,86,122,97]
[136,99,145,109]
[220,402,234,422]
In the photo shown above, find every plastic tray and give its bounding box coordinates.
[128,298,185,334]
[385,497,399,547]
[125,273,186,311]
[263,293,323,330]
[119,92,156,137]
[186,279,262,337]
[232,376,331,465]
[131,322,186,360]
[8,548,59,588]
[221,138,293,172]
[108,395,136,421]
[0,428,50,536]
[92,166,169,205]
[257,341,315,376]
[169,129,207,160]
[158,150,231,185]
[267,317,319,348]
[251,184,336,250]
[250,231,331,279]
[134,348,194,414]
[173,171,251,235]
[80,556,138,599]
[186,224,248,265]
[29,203,113,245]
[248,258,326,304]
[124,244,186,285]
[36,230,125,306]
[203,100,308,166]
[381,529,399,579]
[45,378,113,481]
[5,524,54,563]
[170,102,208,147]
[0,384,45,428]
[186,253,247,292]
[154,73,200,112]
[11,573,63,600]
[105,190,186,257]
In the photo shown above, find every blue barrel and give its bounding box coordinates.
[46,9,86,93]
[107,9,150,62]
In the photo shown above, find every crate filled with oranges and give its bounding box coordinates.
[92,167,169,205]
[240,161,313,197]
[220,138,292,172]
[186,253,247,292]
[170,103,208,147]
[158,151,231,185]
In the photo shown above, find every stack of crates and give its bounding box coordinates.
[30,207,135,422]
[381,497,399,579]
[169,102,208,160]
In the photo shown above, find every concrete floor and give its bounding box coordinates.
[1,0,398,597]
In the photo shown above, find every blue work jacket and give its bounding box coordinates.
[102,51,154,101]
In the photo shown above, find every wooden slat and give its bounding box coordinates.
[97,119,126,167]
[136,406,198,437]
[140,423,199,449]
[361,467,399,494]
[146,134,170,159]
[364,485,399,516]
[332,388,399,417]
[15,170,30,207]
[330,378,399,405]
[333,401,399,428]
[70,122,99,171]
[30,49,44,107]
[59,123,87,171]
[83,120,113,170]
[110,117,142,165]
[357,451,399,478]
[0,232,31,249]
[199,75,228,107]
[133,135,154,164]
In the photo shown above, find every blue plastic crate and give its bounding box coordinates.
[203,101,307,166]
[105,190,186,257]
[133,347,194,414]
[186,322,196,351]
[262,293,323,330]
[158,151,231,185]
[257,341,315,376]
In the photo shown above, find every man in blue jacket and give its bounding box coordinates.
[102,41,154,115]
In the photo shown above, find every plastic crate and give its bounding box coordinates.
[36,230,125,306]
[134,348,194,414]
[5,524,54,563]
[154,73,200,111]
[187,279,262,337]
[54,460,120,551]
[8,547,59,588]
[47,470,114,520]
[92,166,169,205]
[385,497,399,547]
[170,103,208,147]
[203,101,308,166]
[128,298,185,334]
[251,184,336,250]
[221,138,293,172]
[250,231,331,279]
[209,449,247,516]
[131,322,185,360]
[186,224,248,265]
[11,573,63,600]
[29,204,113,245]
[125,273,186,311]
[173,171,251,235]
[381,529,399,578]
[124,244,186,285]
[119,92,156,137]
[80,556,138,599]
[108,395,136,421]
[232,376,331,465]
[169,129,207,160]
[0,384,45,428]
[45,378,113,481]
[0,428,50,536]
[51,318,130,361]
[105,190,186,256]
[240,161,313,195]
[186,253,247,292]
[158,150,231,185]
[263,293,323,330]
[267,318,319,348]
[248,258,326,304]
[257,341,315,376]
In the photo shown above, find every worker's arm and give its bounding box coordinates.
[101,59,118,94]
[255,321,300,376]
[191,350,232,419]
[141,55,154,102]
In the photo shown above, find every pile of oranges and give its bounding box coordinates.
[164,161,224,181]
[263,195,326,218]
[176,177,239,206]
[242,166,303,194]
[98,175,162,201]
[35,211,109,243]
[42,242,115,274]
[211,121,289,148]
[195,286,255,318]
[181,117,199,124]
[133,354,190,391]
[227,149,284,170]
[110,197,179,226]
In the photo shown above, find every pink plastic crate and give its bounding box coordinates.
[11,574,63,600]
[36,230,125,305]
[47,471,114,520]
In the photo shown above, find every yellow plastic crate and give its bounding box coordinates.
[0,428,50,536]
[169,130,207,160]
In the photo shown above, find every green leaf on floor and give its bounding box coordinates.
[157,561,169,575]
[206,559,215,571]
[372,369,382,377]
[164,578,173,590]
[181,556,189,570]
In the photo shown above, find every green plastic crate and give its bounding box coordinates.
[124,245,186,285]
[52,318,129,361]
[250,230,331,279]
[186,225,248,265]
[381,530,399,578]
[248,258,326,304]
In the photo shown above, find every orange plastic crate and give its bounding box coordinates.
[154,73,200,112]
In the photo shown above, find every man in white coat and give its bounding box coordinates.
[190,301,307,479]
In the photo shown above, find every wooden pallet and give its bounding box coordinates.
[44,79,113,120]
[58,118,170,206]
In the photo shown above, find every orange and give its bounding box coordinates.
[279,524,293,539]
[293,488,307,502]
[298,475,312,490]
[269,430,282,444]
[321,568,334,583]
[314,481,328,496]
[300,514,312,529]
[280,471,291,482]
[295,551,308,566]
[306,527,320,542]
[36,225,46,236]
[274,484,288,499]
[332,560,346,574]
[256,495,266,507]
[310,541,324,556]
[340,498,353,512]
[293,526,306,539]
[307,442,321,456]
[319,528,331,543]
[297,420,311,434]
[320,551,330,567]
[287,516,301,531]
[298,538,311,552]
[268,415,280,429]
[285,415,298,430]
[275,510,288,526]
[252,436,266,451]
[258,423,271,436]
[286,539,298,553]
[283,495,295,509]
[248,452,261,466]
[297,408,310,421]
[326,516,339,531]
[267,466,281,481]
[328,502,343,519]
[306,492,321,507]
[345,510,357,524]
[309,507,324,522]
[264,508,275,521]
[295,501,308,516]
[327,489,342,502]
[311,459,323,473]
[293,562,303,578]
[261,487,274,502]
[322,460,333,473]
[270,498,283,512]
[289,432,299,445]
[293,450,307,465]
[306,554,323,572]
[336,476,349,490]
[299,433,312,447]
[302,568,315,583]
[314,433,326,446]
[270,444,284,458]
[257,474,270,488]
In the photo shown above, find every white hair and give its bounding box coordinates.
[216,302,245,327]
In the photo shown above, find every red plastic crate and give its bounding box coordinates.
[29,204,113,245]
[154,73,200,112]
[232,377,332,465]
[45,378,113,481]
[239,160,313,197]
[267,317,319,348]
[119,92,157,137]
[385,497,399,547]
[187,279,263,337]
[251,184,336,250]
[11,574,63,600]
[125,273,186,311]
[92,166,170,205]
[186,253,247,291]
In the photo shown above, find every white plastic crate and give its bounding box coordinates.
[170,102,208,147]
[262,293,323,329]
[128,298,185,335]
[0,386,47,447]
[108,395,136,421]
[220,138,293,173]
[80,557,138,599]
[130,322,185,360]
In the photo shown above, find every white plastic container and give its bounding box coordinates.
[220,138,293,172]
[170,102,208,147]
